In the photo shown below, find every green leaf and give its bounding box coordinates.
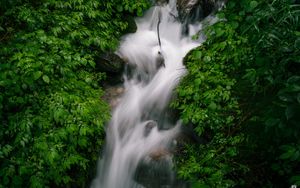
[208,102,217,110]
[230,21,239,29]
[192,182,210,188]
[137,7,143,17]
[216,28,224,37]
[33,71,43,80]
[217,12,225,19]
[203,56,211,62]
[249,1,258,9]
[12,176,22,186]
[279,147,296,160]
[290,175,300,185]
[194,51,202,59]
[227,1,236,9]
[265,118,280,127]
[117,5,123,12]
[194,78,202,86]
[42,75,50,84]
[285,105,295,120]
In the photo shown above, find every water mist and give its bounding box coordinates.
[91,1,209,187]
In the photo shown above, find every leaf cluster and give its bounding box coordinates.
[0,0,149,187]
[173,0,300,187]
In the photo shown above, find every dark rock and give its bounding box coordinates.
[155,0,169,5]
[156,51,165,69]
[177,0,219,34]
[177,0,216,20]
[149,148,170,161]
[95,52,126,85]
[101,85,125,109]
[144,121,157,137]
[95,52,125,74]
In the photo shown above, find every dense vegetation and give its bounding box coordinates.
[1,0,299,187]
[0,0,149,187]
[173,0,300,187]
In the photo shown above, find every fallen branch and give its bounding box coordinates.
[157,8,162,49]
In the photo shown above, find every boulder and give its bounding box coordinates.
[144,121,157,137]
[177,0,218,32]
[155,0,169,5]
[95,52,125,74]
[101,85,125,109]
[95,52,126,85]
[149,148,171,161]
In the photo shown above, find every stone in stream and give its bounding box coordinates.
[95,52,125,74]
[144,120,158,137]
[149,148,171,161]
[156,51,166,69]
[177,0,221,34]
[95,52,126,85]
[177,0,217,20]
[101,85,125,109]
[155,0,169,6]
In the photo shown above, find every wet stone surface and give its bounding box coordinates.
[102,85,125,109]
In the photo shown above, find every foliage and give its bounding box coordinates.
[0,0,149,187]
[173,0,300,187]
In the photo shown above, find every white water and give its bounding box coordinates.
[91,1,208,187]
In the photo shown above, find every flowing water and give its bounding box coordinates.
[91,1,214,187]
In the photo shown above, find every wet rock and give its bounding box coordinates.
[177,0,216,21]
[177,0,220,34]
[155,0,169,5]
[135,154,184,188]
[96,52,125,74]
[149,148,170,161]
[156,51,165,69]
[177,0,200,18]
[95,52,126,84]
[144,121,157,137]
[101,85,125,109]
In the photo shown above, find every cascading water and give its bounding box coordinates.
[92,1,214,187]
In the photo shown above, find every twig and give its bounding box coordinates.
[157,8,162,50]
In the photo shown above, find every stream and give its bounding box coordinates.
[91,0,214,187]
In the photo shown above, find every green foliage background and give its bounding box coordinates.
[173,0,300,187]
[1,0,299,187]
[0,0,149,187]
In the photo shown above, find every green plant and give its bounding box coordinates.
[173,0,300,187]
[0,0,149,187]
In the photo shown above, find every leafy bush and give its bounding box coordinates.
[173,0,300,187]
[0,0,149,187]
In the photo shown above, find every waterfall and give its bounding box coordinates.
[91,0,212,187]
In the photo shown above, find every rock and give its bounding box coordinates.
[177,0,200,17]
[155,51,165,69]
[95,52,125,74]
[101,85,125,109]
[149,148,170,161]
[116,87,124,94]
[177,0,216,20]
[144,121,157,137]
[155,0,169,5]
[177,0,219,34]
[95,52,125,84]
